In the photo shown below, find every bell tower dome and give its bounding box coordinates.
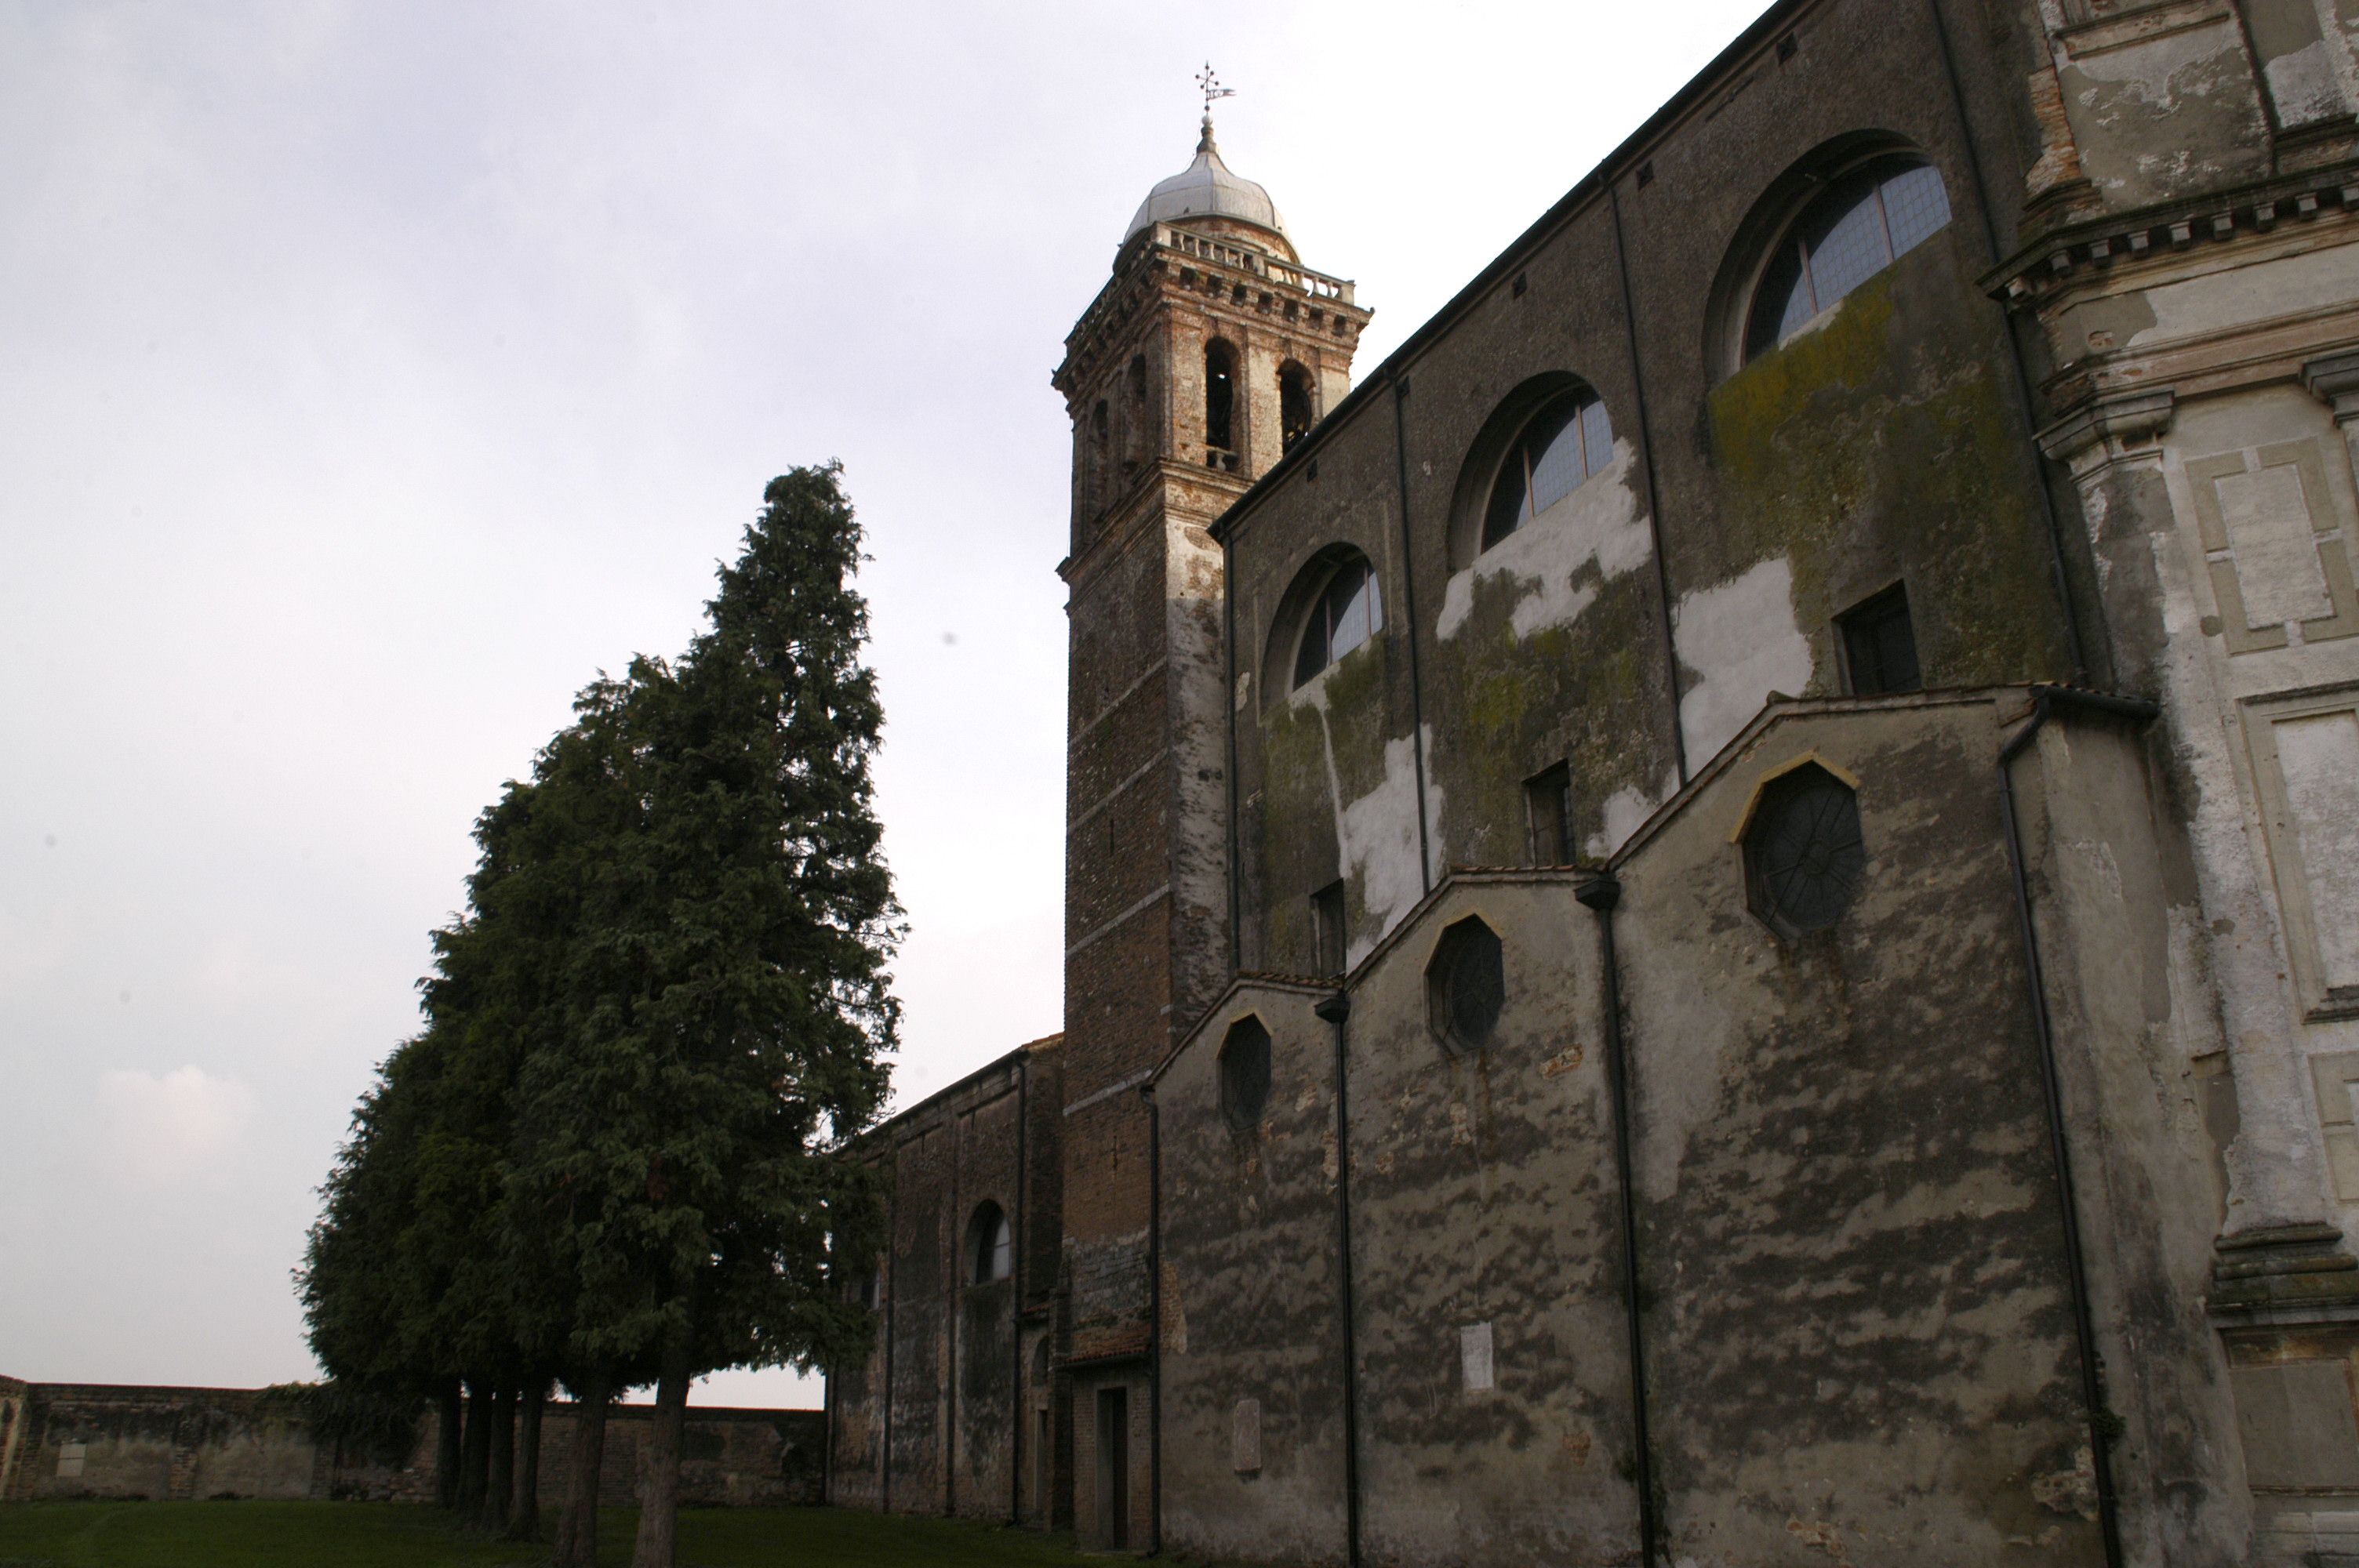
[1045,114,1371,1549]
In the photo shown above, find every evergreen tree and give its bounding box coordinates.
[507,465,898,1567]
[302,466,897,1565]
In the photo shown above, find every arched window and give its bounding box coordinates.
[1205,339,1238,454]
[1426,916,1505,1057]
[967,1201,1012,1284]
[1292,554,1383,688]
[1742,762,1866,940]
[1218,1016,1271,1131]
[1278,362,1316,454]
[1483,390,1614,550]
[1744,156,1950,361]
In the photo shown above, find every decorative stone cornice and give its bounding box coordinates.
[2302,350,2359,423]
[1052,223,1369,401]
[1983,165,2359,310]
[2036,387,2176,466]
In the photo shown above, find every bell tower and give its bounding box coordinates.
[1047,112,1371,1548]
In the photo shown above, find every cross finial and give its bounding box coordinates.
[1194,63,1235,154]
[1196,62,1236,118]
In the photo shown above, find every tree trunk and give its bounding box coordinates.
[506,1381,546,1541]
[456,1378,491,1519]
[554,1367,611,1568]
[434,1381,463,1510]
[485,1384,514,1533]
[630,1336,695,1568]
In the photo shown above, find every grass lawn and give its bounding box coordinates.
[0,1501,1184,1567]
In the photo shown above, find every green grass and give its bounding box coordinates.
[0,1501,1158,1567]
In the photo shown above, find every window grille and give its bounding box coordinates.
[1743,764,1866,939]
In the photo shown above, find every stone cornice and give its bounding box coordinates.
[1982,162,2359,310]
[2037,387,2176,466]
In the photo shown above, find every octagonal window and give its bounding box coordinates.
[1219,1016,1272,1131]
[1426,916,1505,1057]
[1743,762,1866,940]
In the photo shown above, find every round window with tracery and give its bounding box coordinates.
[1426,916,1505,1057]
[1743,763,1866,940]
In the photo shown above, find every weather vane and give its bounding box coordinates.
[1197,63,1236,116]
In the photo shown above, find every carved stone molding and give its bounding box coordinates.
[2302,350,2359,424]
[2037,387,2177,467]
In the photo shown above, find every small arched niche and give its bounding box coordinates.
[1278,361,1317,454]
[1704,131,1953,379]
[1205,338,1240,459]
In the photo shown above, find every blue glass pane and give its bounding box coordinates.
[1579,397,1614,479]
[1881,162,1950,259]
[1802,187,1892,318]
[1528,403,1588,516]
[1329,560,1375,660]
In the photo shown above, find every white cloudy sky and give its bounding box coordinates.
[0,0,1773,1408]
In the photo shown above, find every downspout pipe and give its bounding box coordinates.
[1922,0,2091,684]
[1390,374,1434,895]
[1140,1080,1164,1555]
[1605,182,1689,788]
[1012,1054,1028,1526]
[1314,986,1363,1568]
[1575,873,1659,1567]
[1996,684,2154,1568]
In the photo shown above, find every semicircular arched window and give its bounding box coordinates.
[1293,554,1383,689]
[967,1201,1012,1285]
[1484,390,1614,550]
[1744,155,1951,363]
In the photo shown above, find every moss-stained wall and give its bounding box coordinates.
[1616,696,2095,1563]
[1695,237,2070,758]
[1155,982,1350,1564]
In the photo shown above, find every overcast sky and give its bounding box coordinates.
[0,0,1775,1409]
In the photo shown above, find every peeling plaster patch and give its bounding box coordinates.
[1589,767,1680,858]
[1674,557,1814,767]
[2032,1446,2100,1520]
[1435,443,1649,641]
[2266,39,2346,125]
[1338,727,1439,967]
[2132,244,2359,348]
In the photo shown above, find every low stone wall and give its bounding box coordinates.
[0,1376,823,1508]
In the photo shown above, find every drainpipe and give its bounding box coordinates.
[1390,375,1434,894]
[1997,684,2151,1568]
[1223,524,1244,974]
[823,1349,836,1508]
[1315,986,1363,1568]
[1922,0,2091,684]
[1012,1054,1028,1526]
[1575,873,1660,1567]
[1141,1080,1164,1555]
[1605,183,1688,789]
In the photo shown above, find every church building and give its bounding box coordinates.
[827,1,2359,1563]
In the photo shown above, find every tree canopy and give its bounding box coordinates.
[299,465,899,1565]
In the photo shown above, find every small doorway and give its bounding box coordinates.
[1094,1385,1129,1548]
